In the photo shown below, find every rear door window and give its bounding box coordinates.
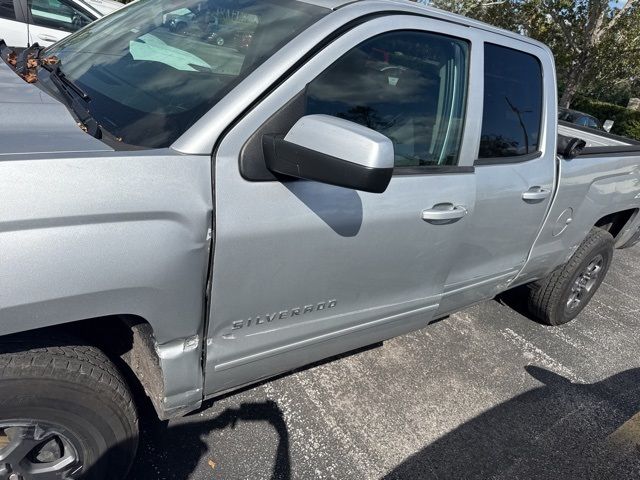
[478,43,543,160]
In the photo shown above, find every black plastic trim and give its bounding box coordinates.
[240,90,307,181]
[474,150,543,166]
[393,165,475,175]
[263,134,393,193]
[579,145,640,158]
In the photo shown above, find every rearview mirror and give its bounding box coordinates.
[263,115,394,194]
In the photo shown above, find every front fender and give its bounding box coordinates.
[0,149,213,416]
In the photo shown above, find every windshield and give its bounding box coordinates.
[43,0,327,148]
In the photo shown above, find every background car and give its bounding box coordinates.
[558,107,606,131]
[207,23,253,49]
[0,0,121,47]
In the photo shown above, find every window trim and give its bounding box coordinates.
[474,150,542,166]
[475,42,544,166]
[394,165,474,175]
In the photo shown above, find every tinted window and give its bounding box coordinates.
[479,44,543,159]
[585,116,601,130]
[576,116,590,127]
[559,109,579,123]
[0,0,16,20]
[306,31,469,168]
[43,0,326,148]
[28,0,93,32]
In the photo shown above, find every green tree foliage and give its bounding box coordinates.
[427,0,640,108]
[571,96,640,139]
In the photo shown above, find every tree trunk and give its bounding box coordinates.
[560,82,579,108]
[560,66,584,108]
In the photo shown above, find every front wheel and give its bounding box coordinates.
[524,227,614,325]
[0,335,138,479]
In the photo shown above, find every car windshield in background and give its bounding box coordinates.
[42,0,327,148]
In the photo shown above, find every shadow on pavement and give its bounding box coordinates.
[384,366,640,479]
[86,363,640,479]
[124,399,291,480]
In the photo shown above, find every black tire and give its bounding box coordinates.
[0,334,138,479]
[524,227,614,325]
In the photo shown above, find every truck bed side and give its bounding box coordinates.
[516,151,640,285]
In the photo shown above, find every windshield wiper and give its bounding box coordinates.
[43,64,102,138]
[44,64,91,100]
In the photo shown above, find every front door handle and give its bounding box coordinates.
[522,186,551,202]
[422,204,468,223]
[38,34,59,42]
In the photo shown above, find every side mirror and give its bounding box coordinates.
[263,115,394,194]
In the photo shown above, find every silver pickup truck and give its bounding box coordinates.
[1,0,640,478]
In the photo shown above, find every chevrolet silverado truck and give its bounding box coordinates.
[1,0,640,478]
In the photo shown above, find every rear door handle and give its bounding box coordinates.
[422,204,468,223]
[522,186,551,202]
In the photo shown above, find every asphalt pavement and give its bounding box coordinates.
[128,246,640,480]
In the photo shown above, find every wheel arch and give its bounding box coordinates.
[594,208,638,243]
[0,314,202,420]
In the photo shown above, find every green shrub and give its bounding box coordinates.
[570,96,640,141]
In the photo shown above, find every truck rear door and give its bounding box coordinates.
[437,40,556,315]
[204,16,485,395]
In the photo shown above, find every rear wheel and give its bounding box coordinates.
[524,227,614,325]
[0,335,138,479]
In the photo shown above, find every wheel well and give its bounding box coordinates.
[0,316,165,419]
[594,209,637,240]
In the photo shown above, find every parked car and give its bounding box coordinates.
[163,8,197,33]
[559,107,606,131]
[0,0,121,47]
[2,0,640,478]
[163,9,253,50]
[207,23,254,49]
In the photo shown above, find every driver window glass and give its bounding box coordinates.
[306,30,469,168]
[27,0,93,32]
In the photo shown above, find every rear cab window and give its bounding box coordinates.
[477,43,543,163]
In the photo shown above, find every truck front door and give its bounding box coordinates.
[204,16,484,395]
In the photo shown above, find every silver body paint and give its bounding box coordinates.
[1,0,639,418]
